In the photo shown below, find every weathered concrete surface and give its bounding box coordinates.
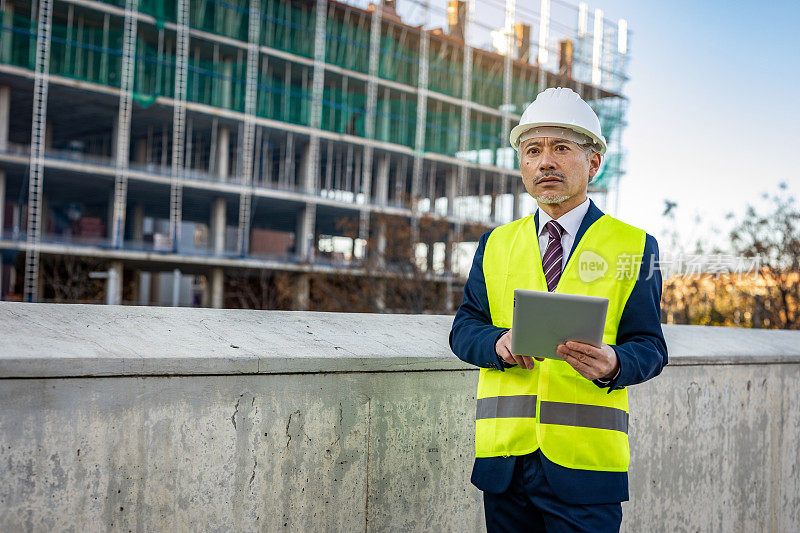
[1,302,800,532]
[626,364,800,532]
[0,372,482,532]
[0,303,464,377]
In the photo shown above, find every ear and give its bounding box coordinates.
[588,152,602,178]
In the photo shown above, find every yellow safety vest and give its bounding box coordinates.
[477,212,646,472]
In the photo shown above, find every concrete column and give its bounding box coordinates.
[375,218,387,269]
[217,126,230,182]
[299,144,311,192]
[211,197,226,255]
[210,267,223,308]
[375,279,386,313]
[357,209,370,257]
[132,204,145,243]
[172,268,181,307]
[446,166,458,216]
[0,5,13,64]
[374,155,389,205]
[11,202,20,237]
[299,140,319,194]
[107,189,117,243]
[445,281,454,312]
[373,214,387,312]
[137,271,151,305]
[0,85,10,151]
[107,261,123,305]
[294,273,310,311]
[221,59,234,110]
[111,115,119,163]
[296,203,316,263]
[513,180,522,220]
[444,228,455,274]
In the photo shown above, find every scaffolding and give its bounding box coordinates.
[0,0,630,308]
[1,0,628,167]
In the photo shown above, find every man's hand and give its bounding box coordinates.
[495,330,544,370]
[556,341,619,381]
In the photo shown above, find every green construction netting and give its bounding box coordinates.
[0,0,625,182]
[321,85,365,135]
[190,0,247,40]
[472,56,504,109]
[257,61,311,125]
[467,116,502,156]
[375,95,415,148]
[325,11,369,74]
[261,0,314,58]
[378,31,417,87]
[509,68,538,114]
[590,99,623,144]
[425,106,461,155]
[428,39,462,99]
[135,38,175,100]
[592,152,621,190]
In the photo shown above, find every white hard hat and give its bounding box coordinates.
[510,87,607,156]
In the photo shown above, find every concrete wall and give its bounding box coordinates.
[1,303,799,532]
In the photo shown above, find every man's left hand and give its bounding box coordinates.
[556,341,619,381]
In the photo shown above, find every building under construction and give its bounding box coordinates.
[0,0,629,311]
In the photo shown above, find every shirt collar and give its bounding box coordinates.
[538,197,591,238]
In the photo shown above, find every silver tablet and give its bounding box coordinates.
[510,289,609,359]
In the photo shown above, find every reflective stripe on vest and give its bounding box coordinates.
[539,401,629,433]
[476,396,629,434]
[476,395,537,419]
[476,213,645,471]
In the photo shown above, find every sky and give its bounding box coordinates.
[590,0,800,253]
[383,0,799,257]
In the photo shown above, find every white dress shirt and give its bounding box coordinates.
[537,196,591,271]
[536,197,619,384]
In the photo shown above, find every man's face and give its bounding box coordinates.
[518,136,601,205]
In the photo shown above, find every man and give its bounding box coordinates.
[449,87,667,532]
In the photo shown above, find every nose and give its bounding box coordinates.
[539,150,557,171]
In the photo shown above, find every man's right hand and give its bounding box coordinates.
[495,330,543,370]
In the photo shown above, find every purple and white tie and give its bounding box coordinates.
[542,220,564,292]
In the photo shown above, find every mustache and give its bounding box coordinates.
[536,172,566,183]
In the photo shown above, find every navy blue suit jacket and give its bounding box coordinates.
[449,199,668,505]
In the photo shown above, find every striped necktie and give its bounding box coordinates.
[542,220,564,292]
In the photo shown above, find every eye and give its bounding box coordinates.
[555,144,569,151]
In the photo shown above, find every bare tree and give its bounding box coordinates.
[225,268,295,310]
[729,182,800,329]
[307,213,480,314]
[39,254,105,303]
[660,183,800,329]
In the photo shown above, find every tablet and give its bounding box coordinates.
[510,289,609,360]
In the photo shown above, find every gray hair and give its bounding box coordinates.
[576,142,599,163]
